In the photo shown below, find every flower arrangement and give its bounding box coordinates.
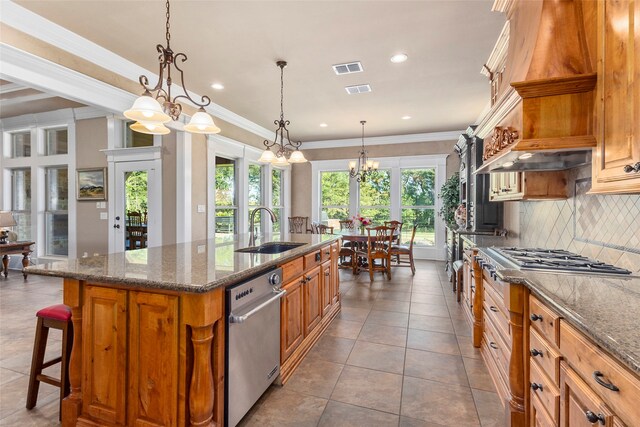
[454,203,467,229]
[352,213,372,230]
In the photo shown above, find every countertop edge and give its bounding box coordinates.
[26,236,340,294]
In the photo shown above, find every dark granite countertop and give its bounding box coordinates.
[26,233,340,293]
[476,247,640,375]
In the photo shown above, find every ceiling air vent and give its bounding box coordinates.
[345,84,372,95]
[332,61,363,75]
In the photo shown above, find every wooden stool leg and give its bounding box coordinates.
[26,318,49,409]
[59,322,73,420]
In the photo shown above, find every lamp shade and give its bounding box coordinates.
[124,95,171,123]
[258,148,276,163]
[183,109,221,134]
[288,150,307,163]
[272,155,290,166]
[130,121,171,135]
[0,211,17,227]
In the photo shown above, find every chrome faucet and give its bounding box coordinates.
[248,206,277,247]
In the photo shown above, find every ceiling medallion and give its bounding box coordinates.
[349,121,379,183]
[124,0,220,135]
[258,61,307,165]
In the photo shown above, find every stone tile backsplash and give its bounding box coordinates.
[513,166,640,273]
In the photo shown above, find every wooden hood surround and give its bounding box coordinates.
[475,0,598,174]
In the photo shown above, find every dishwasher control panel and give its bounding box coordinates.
[227,268,283,312]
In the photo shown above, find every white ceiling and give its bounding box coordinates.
[0,79,85,119]
[14,0,505,142]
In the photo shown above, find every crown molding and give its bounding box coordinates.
[302,130,463,150]
[1,0,273,140]
[481,21,510,77]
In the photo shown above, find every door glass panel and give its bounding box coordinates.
[45,167,68,256]
[124,120,154,147]
[215,157,237,236]
[125,171,148,250]
[45,128,68,155]
[248,164,263,234]
[11,168,31,240]
[11,131,31,158]
[320,171,350,227]
[401,168,436,246]
[272,168,284,232]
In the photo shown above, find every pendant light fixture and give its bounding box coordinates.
[259,61,307,165]
[124,0,220,135]
[349,121,379,182]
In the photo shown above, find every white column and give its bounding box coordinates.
[176,131,192,243]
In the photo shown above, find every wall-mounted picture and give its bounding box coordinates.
[77,168,107,200]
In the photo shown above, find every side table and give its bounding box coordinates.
[0,241,35,279]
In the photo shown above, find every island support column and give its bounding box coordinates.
[62,279,83,427]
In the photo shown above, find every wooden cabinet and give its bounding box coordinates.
[281,278,305,362]
[591,0,640,194]
[489,171,568,201]
[279,243,341,384]
[560,362,616,427]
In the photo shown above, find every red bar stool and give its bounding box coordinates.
[26,304,73,419]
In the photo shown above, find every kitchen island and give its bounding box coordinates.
[26,233,341,427]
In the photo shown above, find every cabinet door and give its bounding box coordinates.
[531,394,556,427]
[321,261,332,317]
[303,265,322,336]
[331,244,339,305]
[560,362,615,427]
[281,277,305,362]
[489,173,502,201]
[592,0,640,192]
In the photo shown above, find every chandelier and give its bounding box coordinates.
[258,61,307,165]
[349,121,379,182]
[124,0,220,135]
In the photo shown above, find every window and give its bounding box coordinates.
[11,168,32,241]
[401,168,436,246]
[214,156,237,236]
[11,131,31,158]
[359,169,391,223]
[320,171,350,226]
[272,168,284,232]
[248,164,263,234]
[124,121,154,147]
[45,167,69,256]
[45,128,68,155]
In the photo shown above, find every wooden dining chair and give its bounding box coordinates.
[126,211,146,249]
[384,220,404,244]
[354,225,395,281]
[390,223,418,275]
[311,222,334,234]
[288,216,310,234]
[339,220,354,231]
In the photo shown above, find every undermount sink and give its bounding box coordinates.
[235,242,305,254]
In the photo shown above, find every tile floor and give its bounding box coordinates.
[0,260,504,427]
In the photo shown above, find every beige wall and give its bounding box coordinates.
[162,133,177,245]
[291,139,460,219]
[191,134,208,241]
[75,117,109,256]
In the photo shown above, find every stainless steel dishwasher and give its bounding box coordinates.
[225,268,285,427]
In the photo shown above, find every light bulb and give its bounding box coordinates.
[372,161,380,169]
[349,161,357,170]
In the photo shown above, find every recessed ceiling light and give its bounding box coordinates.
[518,153,533,160]
[402,116,411,120]
[320,123,328,128]
[502,161,515,168]
[211,83,224,90]
[390,53,408,63]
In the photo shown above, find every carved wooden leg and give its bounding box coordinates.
[507,308,526,426]
[2,255,8,278]
[189,324,215,427]
[22,251,30,279]
[62,280,83,427]
[472,255,483,347]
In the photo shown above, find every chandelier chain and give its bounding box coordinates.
[280,64,285,122]
[165,0,171,46]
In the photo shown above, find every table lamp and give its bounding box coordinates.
[0,211,17,244]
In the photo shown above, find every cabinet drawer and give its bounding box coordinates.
[530,329,561,386]
[281,257,304,284]
[530,355,560,424]
[529,295,559,346]
[483,309,510,380]
[483,284,510,344]
[483,274,506,299]
[560,321,640,426]
[304,249,323,270]
[531,393,556,427]
[320,244,332,262]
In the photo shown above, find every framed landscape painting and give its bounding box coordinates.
[77,168,107,200]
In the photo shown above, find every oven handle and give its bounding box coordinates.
[228,289,287,324]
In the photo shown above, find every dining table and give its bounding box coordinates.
[335,229,400,275]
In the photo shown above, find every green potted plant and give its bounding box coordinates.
[438,172,460,228]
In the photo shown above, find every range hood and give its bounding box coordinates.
[473,0,597,174]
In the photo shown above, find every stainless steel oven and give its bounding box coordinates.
[225,268,285,427]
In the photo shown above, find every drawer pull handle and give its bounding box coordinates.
[530,313,543,322]
[585,411,606,425]
[489,306,498,312]
[593,371,619,392]
[489,342,498,350]
[530,382,543,392]
[623,162,640,173]
[530,349,543,357]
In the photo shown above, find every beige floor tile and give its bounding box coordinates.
[331,366,403,414]
[364,310,409,328]
[381,283,412,293]
[410,292,446,304]
[343,287,379,301]
[285,357,344,399]
[407,329,461,356]
[0,374,57,420]
[243,386,327,427]
[0,368,24,386]
[457,335,483,360]
[308,335,355,364]
[326,319,364,340]
[318,400,399,426]
[400,416,450,427]
[0,393,60,427]
[408,314,454,334]
[404,349,469,387]
[346,341,405,374]
[341,297,375,310]
[401,377,480,426]
[336,306,370,323]
[377,290,412,302]
[358,323,407,347]
[372,299,411,313]
[472,388,504,427]
[410,302,450,318]
[463,357,496,392]
[411,286,444,296]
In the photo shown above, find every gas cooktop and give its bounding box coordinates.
[494,247,632,275]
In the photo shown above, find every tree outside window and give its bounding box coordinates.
[272,168,284,232]
[320,171,350,228]
[215,157,237,236]
[359,170,391,223]
[248,164,263,234]
[401,168,436,246]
